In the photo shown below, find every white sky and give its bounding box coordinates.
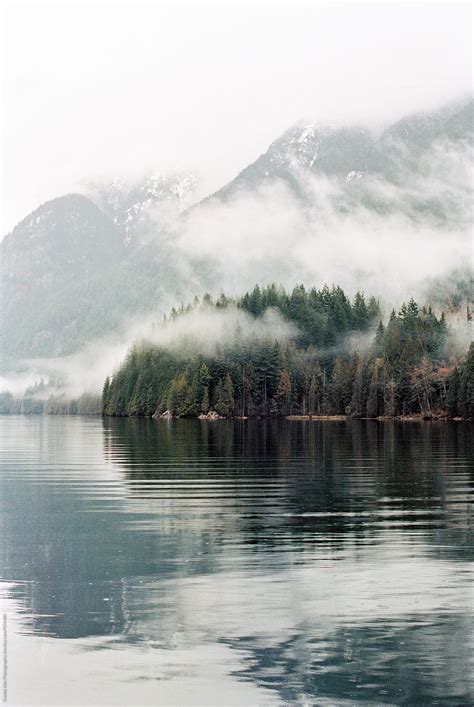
[1,0,472,232]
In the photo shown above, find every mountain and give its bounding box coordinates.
[2,194,122,361]
[213,124,375,200]
[210,98,473,224]
[88,173,196,245]
[1,98,472,372]
[1,176,199,365]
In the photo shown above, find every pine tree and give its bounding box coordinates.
[367,359,385,418]
[350,353,366,417]
[446,368,460,417]
[353,292,369,330]
[167,372,190,416]
[384,376,397,417]
[458,342,474,418]
[329,357,353,414]
[214,374,234,417]
[411,355,434,413]
[374,321,385,356]
[101,376,110,415]
[271,369,293,416]
[201,386,210,414]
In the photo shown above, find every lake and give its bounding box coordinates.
[0,415,473,705]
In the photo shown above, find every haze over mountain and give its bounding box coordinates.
[1,173,200,364]
[1,97,472,388]
[210,97,472,224]
[177,97,472,296]
[88,173,197,246]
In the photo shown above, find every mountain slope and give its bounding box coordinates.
[209,98,473,216]
[212,124,375,201]
[88,173,196,245]
[2,195,124,359]
[1,187,200,364]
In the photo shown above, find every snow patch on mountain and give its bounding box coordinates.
[346,170,364,181]
[267,122,324,170]
[88,172,197,244]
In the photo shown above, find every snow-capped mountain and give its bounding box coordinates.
[1,195,123,360]
[212,123,374,201]
[211,98,473,208]
[0,179,199,362]
[89,173,196,245]
[2,194,121,270]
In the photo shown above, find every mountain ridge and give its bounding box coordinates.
[205,97,473,204]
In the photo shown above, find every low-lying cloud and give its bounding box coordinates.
[5,306,297,398]
[172,137,472,307]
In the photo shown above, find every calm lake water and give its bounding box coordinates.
[0,415,473,706]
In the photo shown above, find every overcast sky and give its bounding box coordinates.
[1,0,472,232]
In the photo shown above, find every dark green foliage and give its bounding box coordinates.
[457,342,474,418]
[271,369,293,416]
[237,283,381,348]
[102,284,473,419]
[214,374,235,417]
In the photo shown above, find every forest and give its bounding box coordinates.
[101,284,474,420]
[0,383,100,416]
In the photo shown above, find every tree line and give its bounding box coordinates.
[0,378,100,415]
[102,284,473,420]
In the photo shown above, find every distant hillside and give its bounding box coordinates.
[1,176,199,363]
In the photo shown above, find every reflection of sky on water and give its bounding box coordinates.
[0,416,473,704]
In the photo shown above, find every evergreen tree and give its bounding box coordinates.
[446,368,460,417]
[271,369,293,416]
[329,357,353,414]
[167,372,190,416]
[214,374,235,417]
[353,292,369,330]
[101,376,110,415]
[350,353,367,417]
[201,386,210,414]
[367,359,385,418]
[458,342,474,418]
[411,355,434,413]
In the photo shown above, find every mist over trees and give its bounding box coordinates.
[0,386,101,415]
[102,284,473,420]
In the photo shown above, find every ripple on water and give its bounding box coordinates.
[0,415,473,705]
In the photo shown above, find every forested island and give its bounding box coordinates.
[101,284,473,421]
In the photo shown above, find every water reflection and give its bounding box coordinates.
[0,416,473,705]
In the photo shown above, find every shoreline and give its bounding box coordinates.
[285,414,468,422]
[0,412,471,422]
[150,411,470,422]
